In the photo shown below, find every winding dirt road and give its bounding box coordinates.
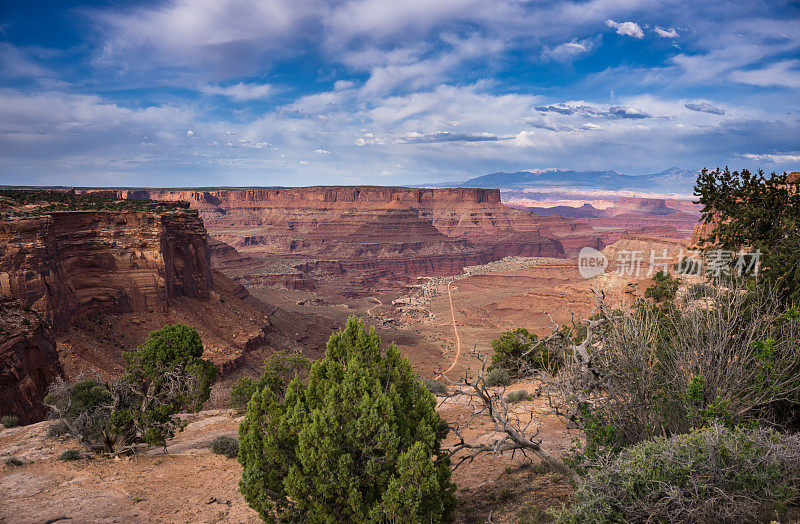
[366,297,382,316]
[442,280,461,377]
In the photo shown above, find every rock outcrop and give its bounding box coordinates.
[0,298,63,425]
[0,210,212,332]
[0,207,213,423]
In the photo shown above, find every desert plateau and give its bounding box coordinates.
[2,1,800,523]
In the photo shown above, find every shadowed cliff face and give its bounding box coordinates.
[0,210,212,332]
[0,208,213,423]
[0,299,62,424]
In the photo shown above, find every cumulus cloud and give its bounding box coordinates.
[534,104,604,116]
[398,131,505,143]
[199,82,272,101]
[608,105,651,119]
[654,26,678,38]
[605,19,644,39]
[0,88,195,163]
[684,102,725,115]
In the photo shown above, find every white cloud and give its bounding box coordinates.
[314,148,330,154]
[730,60,800,89]
[654,26,678,38]
[199,82,272,101]
[740,152,800,164]
[0,43,52,79]
[605,19,644,39]
[541,40,593,62]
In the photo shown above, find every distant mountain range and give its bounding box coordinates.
[428,167,699,194]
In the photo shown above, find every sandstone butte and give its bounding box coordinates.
[0,208,214,424]
[522,196,700,239]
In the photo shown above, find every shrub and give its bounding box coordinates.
[506,390,531,403]
[229,377,257,409]
[210,436,239,458]
[59,449,82,461]
[643,270,680,302]
[490,328,560,377]
[421,377,448,396]
[239,317,456,523]
[555,283,800,461]
[684,282,713,300]
[554,425,800,523]
[485,368,510,387]
[1,415,20,428]
[4,457,23,466]
[45,324,216,453]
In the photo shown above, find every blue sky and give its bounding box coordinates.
[0,0,798,187]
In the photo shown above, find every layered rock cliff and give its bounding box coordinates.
[0,298,63,425]
[90,187,568,279]
[0,210,212,332]
[0,206,214,423]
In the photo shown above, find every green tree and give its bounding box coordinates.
[238,317,456,523]
[229,377,257,409]
[119,324,217,447]
[489,327,559,376]
[45,324,216,453]
[694,167,800,304]
[644,270,681,302]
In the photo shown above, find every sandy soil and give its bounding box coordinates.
[1,397,574,524]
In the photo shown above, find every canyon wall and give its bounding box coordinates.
[0,210,212,332]
[0,208,213,423]
[91,187,585,279]
[0,298,63,425]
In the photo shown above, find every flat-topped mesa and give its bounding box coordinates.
[609,197,675,216]
[102,186,502,209]
[0,209,212,333]
[96,186,566,276]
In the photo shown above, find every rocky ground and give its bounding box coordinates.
[1,394,574,523]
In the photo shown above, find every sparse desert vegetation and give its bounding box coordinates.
[44,324,216,454]
[1,415,19,428]
[210,436,239,458]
